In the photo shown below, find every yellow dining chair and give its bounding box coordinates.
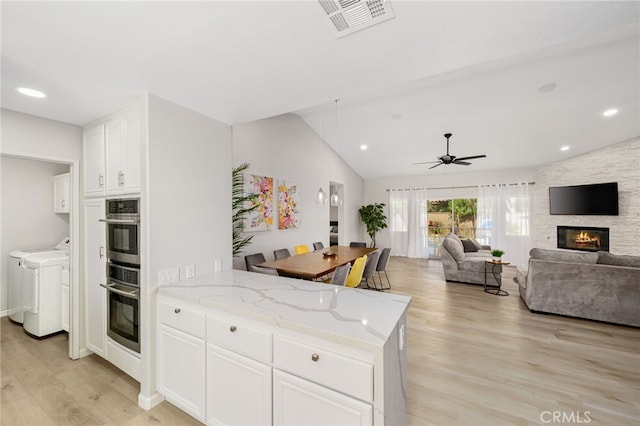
[294,244,310,255]
[345,255,367,288]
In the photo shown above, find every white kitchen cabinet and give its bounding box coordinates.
[273,369,372,426]
[157,301,206,423]
[83,125,105,197]
[83,106,141,197]
[84,199,106,357]
[53,173,70,213]
[105,108,141,195]
[206,343,272,426]
[157,280,410,426]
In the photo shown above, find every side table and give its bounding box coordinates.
[484,260,510,296]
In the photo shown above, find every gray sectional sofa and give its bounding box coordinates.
[440,233,501,286]
[517,248,640,327]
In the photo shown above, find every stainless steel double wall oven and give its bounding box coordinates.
[100,198,140,353]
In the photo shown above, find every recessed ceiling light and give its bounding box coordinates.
[560,146,570,152]
[17,87,46,98]
[538,83,557,94]
[391,114,403,120]
[360,145,368,150]
[602,108,618,117]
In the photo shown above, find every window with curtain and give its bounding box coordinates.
[477,183,531,266]
[388,189,429,258]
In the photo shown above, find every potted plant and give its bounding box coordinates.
[232,163,259,257]
[491,249,505,262]
[358,203,388,247]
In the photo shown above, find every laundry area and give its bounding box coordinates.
[1,156,71,339]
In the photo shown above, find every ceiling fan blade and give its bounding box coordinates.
[454,154,486,162]
[413,160,441,165]
[453,161,471,166]
[428,162,443,170]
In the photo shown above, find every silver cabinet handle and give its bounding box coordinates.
[61,200,66,208]
[229,325,237,332]
[118,171,125,186]
[99,283,139,300]
[99,245,104,259]
[311,353,319,362]
[99,173,104,188]
[99,218,139,224]
[174,308,181,314]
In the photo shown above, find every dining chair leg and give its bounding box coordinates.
[363,276,381,291]
[377,270,391,290]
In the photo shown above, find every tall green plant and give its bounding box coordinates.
[232,163,259,257]
[358,203,388,247]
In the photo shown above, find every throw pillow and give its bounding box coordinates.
[596,251,640,268]
[461,239,478,252]
[470,238,484,251]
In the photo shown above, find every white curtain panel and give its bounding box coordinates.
[477,183,532,266]
[388,189,429,258]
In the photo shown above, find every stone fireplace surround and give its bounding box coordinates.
[557,226,610,252]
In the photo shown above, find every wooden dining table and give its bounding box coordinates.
[256,245,378,280]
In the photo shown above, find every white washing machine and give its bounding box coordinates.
[22,249,70,337]
[8,237,70,324]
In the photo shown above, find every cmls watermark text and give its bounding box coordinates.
[540,411,592,424]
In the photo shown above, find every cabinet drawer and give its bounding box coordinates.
[207,316,272,363]
[158,300,205,339]
[273,336,373,402]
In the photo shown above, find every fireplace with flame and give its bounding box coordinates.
[557,226,610,252]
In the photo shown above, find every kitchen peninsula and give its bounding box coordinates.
[156,269,412,425]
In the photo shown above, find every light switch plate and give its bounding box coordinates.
[166,267,179,283]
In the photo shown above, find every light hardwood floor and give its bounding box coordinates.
[1,257,638,425]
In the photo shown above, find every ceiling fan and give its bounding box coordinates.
[414,133,487,169]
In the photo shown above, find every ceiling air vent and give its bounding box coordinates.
[318,0,395,38]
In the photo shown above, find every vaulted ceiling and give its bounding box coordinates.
[2,1,638,179]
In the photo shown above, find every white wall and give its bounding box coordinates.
[232,113,364,267]
[531,138,640,255]
[142,94,232,401]
[147,95,232,279]
[364,168,535,249]
[0,157,70,313]
[1,109,82,160]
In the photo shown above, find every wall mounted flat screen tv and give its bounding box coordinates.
[549,182,618,215]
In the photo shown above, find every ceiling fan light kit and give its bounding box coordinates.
[413,133,487,170]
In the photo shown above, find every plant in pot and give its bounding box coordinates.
[358,203,388,248]
[232,163,259,257]
[491,249,505,262]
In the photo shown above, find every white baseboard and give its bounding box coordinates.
[77,347,93,358]
[138,391,164,410]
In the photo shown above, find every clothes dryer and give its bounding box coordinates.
[8,237,70,324]
[22,250,70,337]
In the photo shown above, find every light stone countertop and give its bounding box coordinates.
[157,269,412,348]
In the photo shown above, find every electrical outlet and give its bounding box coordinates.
[186,264,195,279]
[214,258,222,272]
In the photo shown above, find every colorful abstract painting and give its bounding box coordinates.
[278,180,300,230]
[244,174,274,232]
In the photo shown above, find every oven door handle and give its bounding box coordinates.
[99,218,139,224]
[100,283,140,300]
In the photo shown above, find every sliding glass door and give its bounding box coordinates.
[427,198,477,257]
